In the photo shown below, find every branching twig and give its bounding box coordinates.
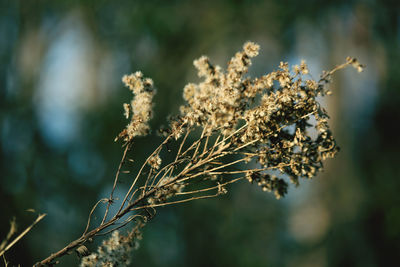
[0,214,46,258]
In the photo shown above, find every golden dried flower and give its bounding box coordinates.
[148,154,162,170]
[243,41,260,57]
[117,72,156,141]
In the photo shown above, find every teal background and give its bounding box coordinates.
[1,0,399,266]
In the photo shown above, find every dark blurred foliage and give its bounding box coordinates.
[0,0,399,266]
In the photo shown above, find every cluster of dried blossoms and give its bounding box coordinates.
[115,42,363,205]
[34,41,363,266]
[175,42,340,197]
[80,220,145,267]
[117,71,155,141]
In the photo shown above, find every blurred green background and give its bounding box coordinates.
[1,0,399,266]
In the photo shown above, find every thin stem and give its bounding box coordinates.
[102,143,131,224]
[176,177,244,195]
[141,167,154,197]
[95,215,143,237]
[131,193,220,210]
[0,214,46,258]
[83,198,108,235]
[191,125,207,161]
[153,129,192,188]
[117,135,172,216]
[175,157,248,184]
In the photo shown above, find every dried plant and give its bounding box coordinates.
[1,213,46,266]
[33,42,363,266]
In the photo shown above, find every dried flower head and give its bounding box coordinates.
[147,154,162,170]
[80,220,145,267]
[116,71,156,141]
